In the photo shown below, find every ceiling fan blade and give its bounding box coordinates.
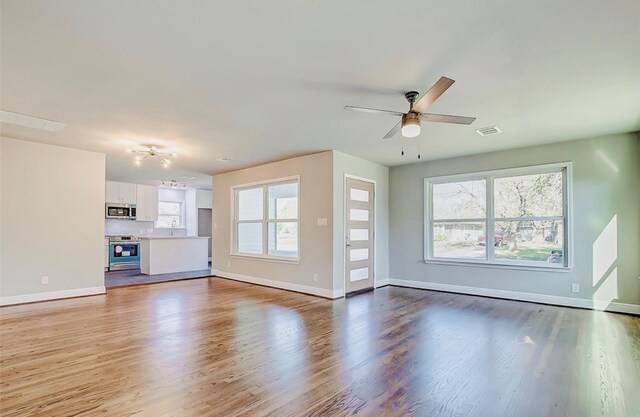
[344,106,404,117]
[411,76,455,113]
[419,113,476,125]
[383,121,402,139]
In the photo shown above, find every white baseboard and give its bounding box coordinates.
[376,279,390,288]
[0,286,106,307]
[212,269,341,299]
[388,279,640,315]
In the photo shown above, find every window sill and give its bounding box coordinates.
[154,227,186,230]
[231,253,300,264]
[423,258,572,273]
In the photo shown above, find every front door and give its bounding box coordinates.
[345,177,375,294]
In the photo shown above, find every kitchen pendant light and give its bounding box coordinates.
[401,113,421,138]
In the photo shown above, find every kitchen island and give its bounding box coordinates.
[139,236,210,275]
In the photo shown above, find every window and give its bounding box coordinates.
[233,177,299,260]
[425,163,571,269]
[156,201,184,228]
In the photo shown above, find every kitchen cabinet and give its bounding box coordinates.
[136,184,158,222]
[106,181,137,204]
[196,189,212,209]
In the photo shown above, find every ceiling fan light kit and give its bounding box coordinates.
[345,76,476,157]
[401,113,421,138]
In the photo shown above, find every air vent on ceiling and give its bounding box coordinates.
[476,126,502,136]
[216,157,233,163]
[0,109,66,132]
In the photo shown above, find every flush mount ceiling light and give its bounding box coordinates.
[216,157,233,163]
[0,109,66,132]
[127,145,177,168]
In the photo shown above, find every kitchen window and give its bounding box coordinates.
[424,163,572,270]
[156,201,184,228]
[232,177,299,261]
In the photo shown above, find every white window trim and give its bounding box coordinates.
[230,175,300,263]
[155,200,186,229]
[424,162,573,271]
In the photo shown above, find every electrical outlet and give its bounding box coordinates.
[571,283,580,293]
[214,222,218,230]
[41,276,49,285]
[227,261,231,268]
[313,273,318,282]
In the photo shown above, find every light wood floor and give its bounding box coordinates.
[1,278,639,417]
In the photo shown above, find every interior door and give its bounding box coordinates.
[345,177,375,294]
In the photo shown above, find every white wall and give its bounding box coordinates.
[332,151,389,292]
[0,140,3,291]
[212,151,336,297]
[0,138,106,304]
[389,133,640,312]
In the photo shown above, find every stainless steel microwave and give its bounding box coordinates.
[105,203,136,220]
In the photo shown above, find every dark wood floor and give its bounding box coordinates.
[1,278,639,417]
[104,266,212,288]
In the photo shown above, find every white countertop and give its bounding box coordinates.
[139,236,210,240]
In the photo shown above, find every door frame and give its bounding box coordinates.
[343,174,377,293]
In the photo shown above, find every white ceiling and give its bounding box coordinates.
[1,0,639,187]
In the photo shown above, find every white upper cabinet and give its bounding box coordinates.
[106,181,137,204]
[196,189,212,209]
[136,184,159,222]
[105,181,119,203]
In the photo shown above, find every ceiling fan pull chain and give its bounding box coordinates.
[401,140,404,156]
[418,138,421,159]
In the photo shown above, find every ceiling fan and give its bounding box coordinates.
[345,76,476,139]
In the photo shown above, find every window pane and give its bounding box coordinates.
[350,209,369,221]
[350,248,369,261]
[350,188,369,202]
[238,187,263,221]
[350,267,369,282]
[495,220,564,263]
[238,223,263,254]
[494,172,563,218]
[350,229,369,241]
[433,180,486,219]
[268,182,298,220]
[433,222,486,258]
[267,222,298,257]
[158,201,181,216]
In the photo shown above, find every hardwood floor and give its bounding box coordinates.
[1,278,639,417]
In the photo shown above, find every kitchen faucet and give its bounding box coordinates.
[171,219,177,236]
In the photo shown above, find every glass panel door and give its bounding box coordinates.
[345,178,375,294]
